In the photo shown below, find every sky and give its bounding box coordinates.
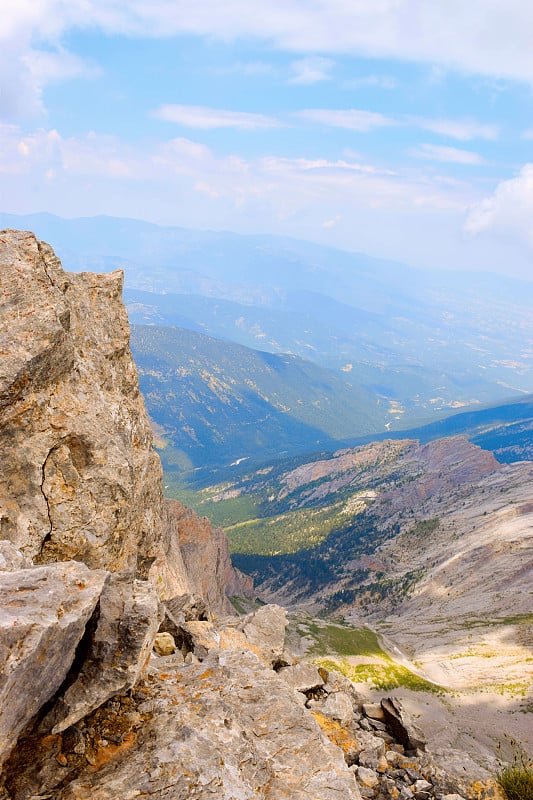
[1,1,533,280]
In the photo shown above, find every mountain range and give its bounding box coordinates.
[2,213,532,438]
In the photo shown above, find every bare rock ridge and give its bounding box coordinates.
[0,230,501,800]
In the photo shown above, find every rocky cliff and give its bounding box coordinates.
[0,231,365,799]
[0,230,242,613]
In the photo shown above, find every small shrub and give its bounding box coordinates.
[496,740,533,800]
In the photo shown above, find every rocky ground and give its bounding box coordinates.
[0,598,503,800]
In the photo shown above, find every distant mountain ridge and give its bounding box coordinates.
[131,324,386,469]
[5,214,530,476]
[132,312,532,474]
[2,212,532,425]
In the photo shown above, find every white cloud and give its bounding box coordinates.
[415,118,499,141]
[0,120,466,217]
[0,4,100,119]
[23,48,102,83]
[153,104,280,130]
[412,143,485,165]
[296,108,394,131]
[465,163,533,248]
[289,56,333,84]
[3,1,533,106]
[322,215,341,228]
[221,61,277,77]
[521,129,533,140]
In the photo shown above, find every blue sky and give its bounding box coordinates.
[1,1,533,280]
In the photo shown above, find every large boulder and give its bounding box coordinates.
[45,572,161,735]
[278,662,325,694]
[0,561,107,768]
[380,697,426,752]
[238,604,288,667]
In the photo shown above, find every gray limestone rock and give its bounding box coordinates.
[321,691,354,726]
[363,702,386,721]
[239,604,287,667]
[183,620,221,658]
[357,730,386,770]
[324,669,362,704]
[52,649,362,799]
[0,561,107,768]
[357,766,380,788]
[165,593,210,623]
[46,572,160,734]
[0,541,30,571]
[278,662,325,693]
[0,232,168,589]
[381,697,426,752]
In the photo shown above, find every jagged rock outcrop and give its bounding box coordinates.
[0,230,244,610]
[0,230,164,582]
[3,649,363,800]
[161,499,247,615]
[45,572,161,736]
[380,697,426,752]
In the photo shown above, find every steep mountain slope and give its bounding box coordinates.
[131,324,386,468]
[126,287,523,423]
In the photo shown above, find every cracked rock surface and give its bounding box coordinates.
[0,561,107,769]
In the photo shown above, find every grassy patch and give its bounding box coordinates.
[473,681,530,698]
[316,658,447,695]
[496,613,533,626]
[194,494,259,528]
[497,764,533,800]
[496,743,533,800]
[161,472,260,527]
[229,596,264,615]
[304,622,386,658]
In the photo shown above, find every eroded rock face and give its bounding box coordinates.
[45,572,161,735]
[0,231,244,610]
[163,499,246,615]
[0,231,164,581]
